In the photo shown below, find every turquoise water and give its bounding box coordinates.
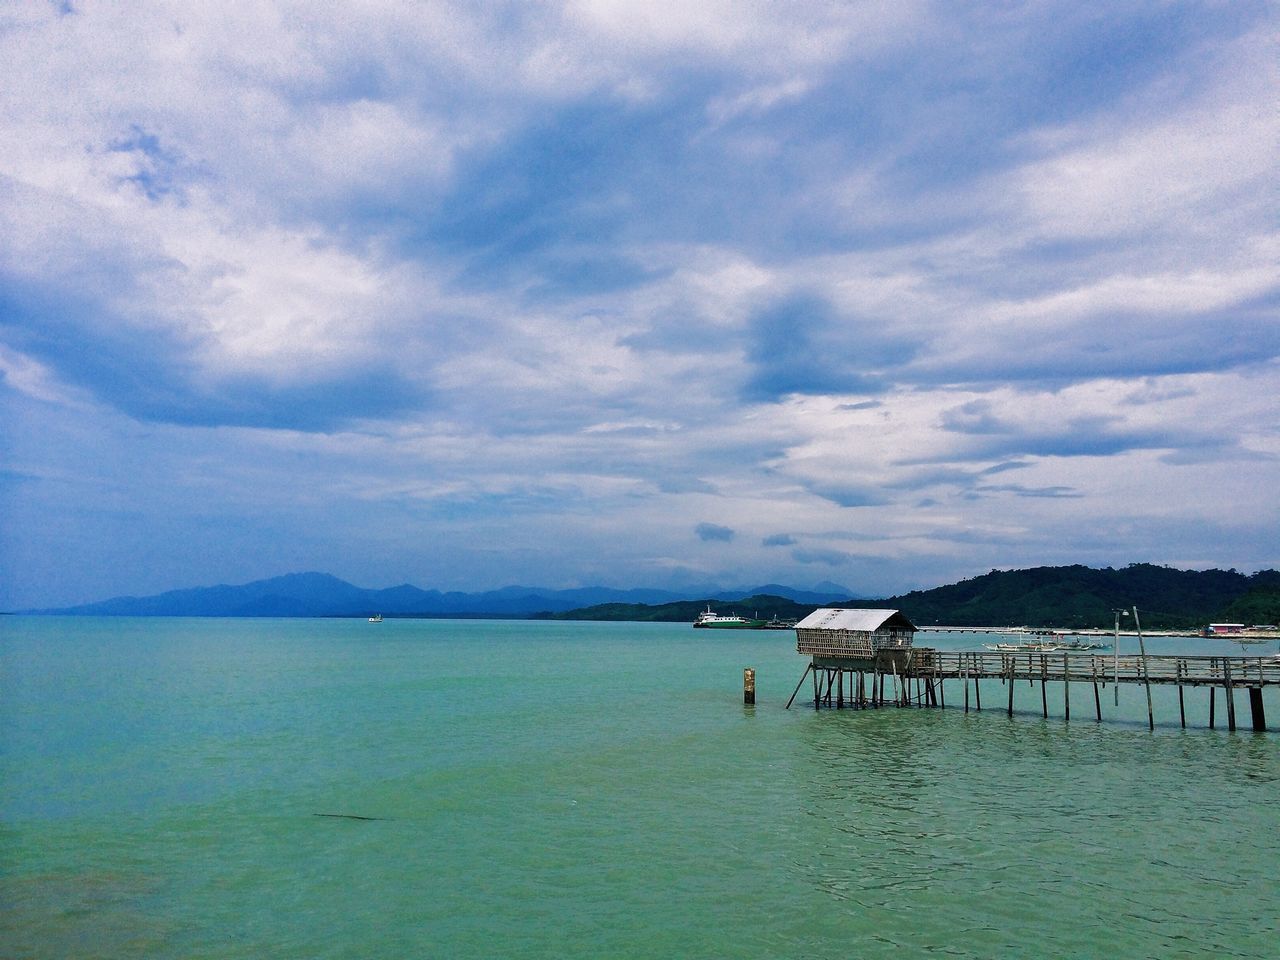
[2,617,1277,959]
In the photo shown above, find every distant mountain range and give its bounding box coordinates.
[22,572,857,618]
[22,565,1280,628]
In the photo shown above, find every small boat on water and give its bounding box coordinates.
[984,641,1064,652]
[368,613,383,622]
[693,606,766,629]
[763,616,798,630]
[1059,638,1110,651]
[982,638,1110,653]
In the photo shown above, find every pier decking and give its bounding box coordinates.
[787,648,1280,732]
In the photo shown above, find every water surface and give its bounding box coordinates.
[3,618,1277,958]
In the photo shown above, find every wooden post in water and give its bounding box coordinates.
[975,667,981,711]
[1007,659,1015,717]
[1249,688,1266,732]
[1133,608,1154,732]
[784,664,811,710]
[964,664,970,713]
[1209,686,1216,729]
[743,668,756,705]
[1112,609,1124,706]
[1040,656,1048,719]
[1063,653,1070,722]
[1225,662,1236,732]
[1177,660,1186,728]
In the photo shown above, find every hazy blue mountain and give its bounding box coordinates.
[23,574,828,618]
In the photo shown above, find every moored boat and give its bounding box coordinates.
[763,616,798,629]
[693,606,767,629]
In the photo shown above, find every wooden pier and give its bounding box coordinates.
[786,649,1280,732]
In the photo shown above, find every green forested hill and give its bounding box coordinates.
[876,564,1278,629]
[539,565,1280,629]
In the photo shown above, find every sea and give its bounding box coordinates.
[2,616,1278,959]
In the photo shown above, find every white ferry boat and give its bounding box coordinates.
[693,606,766,629]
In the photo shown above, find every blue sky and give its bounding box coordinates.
[2,1,1277,608]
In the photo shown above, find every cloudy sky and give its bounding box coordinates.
[2,1,1277,608]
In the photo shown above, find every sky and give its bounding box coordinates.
[2,1,1278,609]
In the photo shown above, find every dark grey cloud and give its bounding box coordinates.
[107,125,203,202]
[741,291,917,403]
[939,400,1006,435]
[929,404,1229,463]
[696,522,735,542]
[801,479,892,508]
[920,306,1280,391]
[762,533,796,547]
[972,484,1083,499]
[792,547,852,567]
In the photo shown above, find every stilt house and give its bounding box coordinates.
[795,608,917,667]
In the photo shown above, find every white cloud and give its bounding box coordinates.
[1013,27,1279,242]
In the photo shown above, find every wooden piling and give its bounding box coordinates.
[1040,657,1048,719]
[1092,659,1101,722]
[1007,660,1015,717]
[1133,608,1154,732]
[1063,653,1070,722]
[784,664,811,710]
[1249,688,1266,732]
[1209,686,1215,729]
[1177,660,1185,728]
[1225,663,1236,732]
[743,668,755,706]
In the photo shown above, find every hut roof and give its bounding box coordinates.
[794,608,917,632]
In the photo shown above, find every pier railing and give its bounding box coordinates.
[909,650,1280,687]
[789,648,1277,730]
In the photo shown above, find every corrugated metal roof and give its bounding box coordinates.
[794,608,917,632]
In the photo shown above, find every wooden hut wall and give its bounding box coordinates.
[797,626,914,658]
